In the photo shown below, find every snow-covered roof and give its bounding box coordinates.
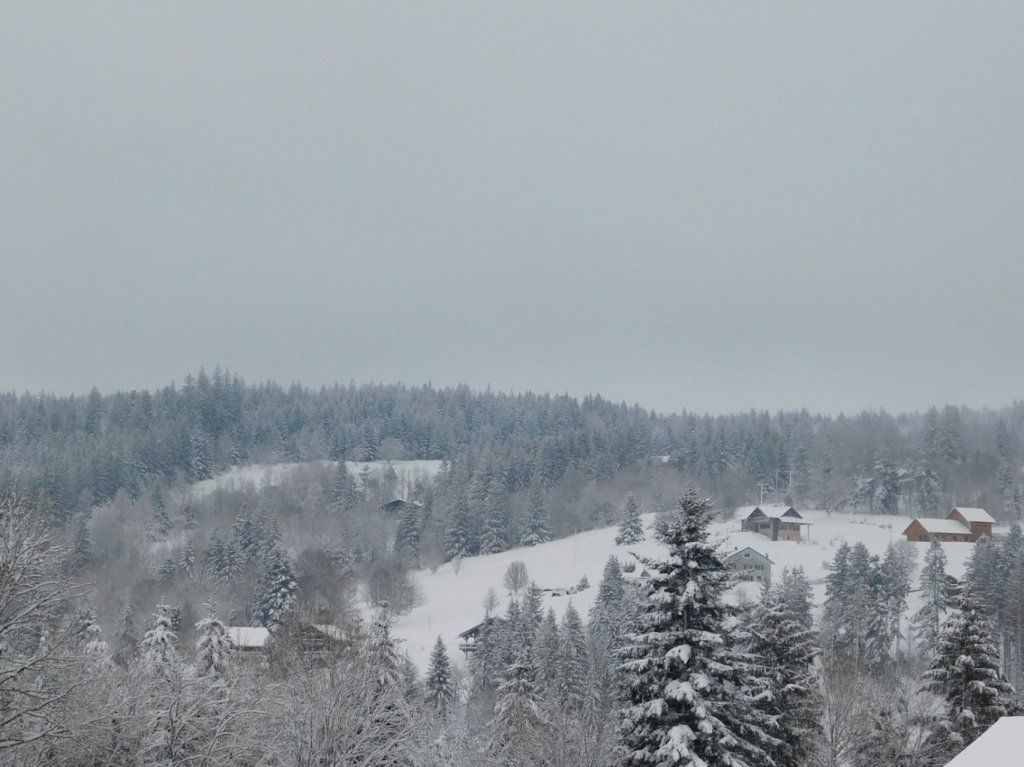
[950,507,996,524]
[724,547,774,565]
[906,518,971,535]
[946,717,1024,766]
[736,504,800,520]
[311,624,346,641]
[226,626,271,649]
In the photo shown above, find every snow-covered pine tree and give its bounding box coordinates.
[179,544,195,576]
[520,483,551,547]
[778,566,813,630]
[521,582,544,650]
[916,466,942,515]
[923,585,1016,755]
[874,458,900,514]
[912,539,948,656]
[444,492,476,560]
[748,584,820,767]
[879,541,913,655]
[141,603,179,670]
[425,636,455,717]
[479,474,509,555]
[194,612,233,679]
[535,607,561,701]
[615,494,645,545]
[331,463,362,510]
[618,489,775,767]
[367,606,403,693]
[252,553,297,629]
[488,653,548,767]
[557,602,590,713]
[69,513,93,573]
[395,502,422,565]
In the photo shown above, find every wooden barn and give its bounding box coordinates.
[947,507,995,539]
[903,507,995,543]
[723,547,774,586]
[737,505,811,542]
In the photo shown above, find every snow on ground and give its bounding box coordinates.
[394,509,985,670]
[189,459,444,498]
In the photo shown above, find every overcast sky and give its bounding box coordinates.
[2,3,1022,414]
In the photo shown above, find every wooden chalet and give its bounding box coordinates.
[737,505,810,541]
[903,507,995,543]
[723,547,774,586]
[457,616,503,655]
[948,507,996,539]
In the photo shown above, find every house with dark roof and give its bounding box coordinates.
[737,505,810,541]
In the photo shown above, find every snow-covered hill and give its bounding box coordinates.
[189,459,444,498]
[394,509,985,669]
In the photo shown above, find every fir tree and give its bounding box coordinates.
[444,492,476,560]
[331,463,362,510]
[395,502,422,565]
[748,584,820,767]
[479,474,509,555]
[912,539,948,656]
[488,654,548,766]
[367,606,403,693]
[425,636,455,717]
[778,567,813,630]
[923,586,1016,755]
[557,602,590,712]
[69,513,93,573]
[194,612,233,679]
[615,494,645,545]
[520,484,552,546]
[874,458,901,514]
[535,607,561,701]
[141,603,179,670]
[253,553,297,629]
[618,489,775,767]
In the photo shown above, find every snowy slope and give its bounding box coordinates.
[189,459,444,498]
[393,509,984,670]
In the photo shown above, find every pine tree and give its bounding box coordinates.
[557,602,590,713]
[618,489,775,767]
[444,492,476,560]
[520,484,551,546]
[331,463,361,510]
[916,466,942,515]
[69,513,93,573]
[425,636,455,717]
[748,585,820,767]
[141,603,179,670]
[367,606,403,693]
[879,542,913,655]
[778,567,813,630]
[912,539,948,656]
[179,544,195,576]
[194,612,233,679]
[488,654,548,766]
[923,586,1016,755]
[395,502,422,565]
[535,607,561,701]
[874,458,900,514]
[253,554,297,629]
[479,474,509,555]
[615,494,645,545]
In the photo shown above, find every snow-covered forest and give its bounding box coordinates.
[0,374,1022,765]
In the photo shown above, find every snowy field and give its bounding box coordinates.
[189,459,444,497]
[394,509,989,670]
